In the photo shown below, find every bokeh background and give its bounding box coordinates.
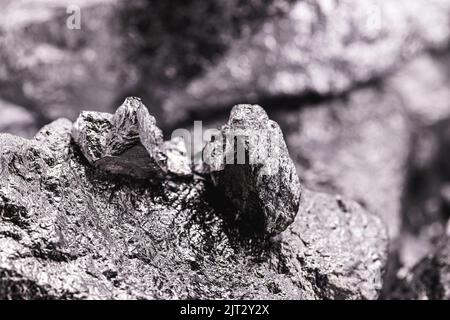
[2,0,450,298]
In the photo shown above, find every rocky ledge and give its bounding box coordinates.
[0,98,387,299]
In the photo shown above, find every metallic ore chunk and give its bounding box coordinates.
[0,120,387,299]
[203,104,301,235]
[278,189,388,300]
[72,111,113,164]
[98,97,167,178]
[73,97,191,179]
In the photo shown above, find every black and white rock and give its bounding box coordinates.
[72,97,191,179]
[3,0,450,301]
[203,104,302,235]
[277,189,388,300]
[0,105,387,299]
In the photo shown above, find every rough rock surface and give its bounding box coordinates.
[72,97,191,179]
[186,86,410,241]
[279,189,388,299]
[3,0,450,301]
[0,109,387,299]
[203,104,301,235]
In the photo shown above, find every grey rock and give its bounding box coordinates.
[163,137,192,177]
[187,85,411,241]
[71,111,114,165]
[277,189,388,300]
[72,97,191,179]
[203,104,302,235]
[95,97,167,179]
[0,114,387,299]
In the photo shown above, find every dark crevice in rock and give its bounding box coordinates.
[0,269,56,300]
[0,194,30,228]
[30,244,79,263]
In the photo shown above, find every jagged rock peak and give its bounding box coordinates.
[72,97,192,179]
[203,104,302,235]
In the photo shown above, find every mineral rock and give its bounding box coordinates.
[163,137,192,177]
[72,97,191,179]
[203,104,301,235]
[277,189,388,300]
[95,97,167,178]
[71,111,114,165]
[0,119,388,298]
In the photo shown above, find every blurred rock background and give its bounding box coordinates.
[2,0,450,298]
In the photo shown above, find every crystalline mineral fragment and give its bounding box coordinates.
[72,97,191,179]
[203,104,301,235]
